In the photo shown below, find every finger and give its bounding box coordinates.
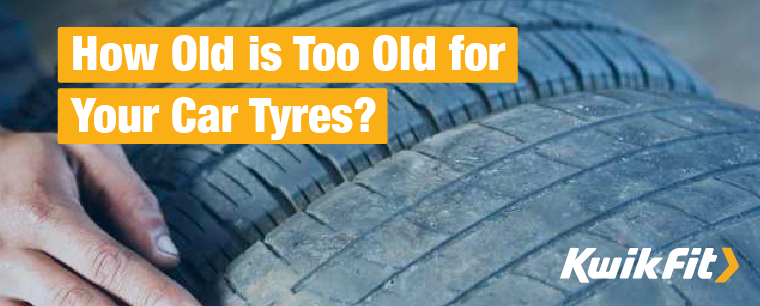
[0,133,81,243]
[34,212,200,306]
[64,144,179,268]
[0,136,198,306]
[0,249,118,306]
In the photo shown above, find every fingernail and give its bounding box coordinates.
[156,234,179,257]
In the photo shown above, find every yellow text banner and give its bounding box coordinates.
[58,27,518,83]
[58,88,388,144]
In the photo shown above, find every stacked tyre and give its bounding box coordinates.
[16,0,760,305]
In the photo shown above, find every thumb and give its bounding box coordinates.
[63,144,180,268]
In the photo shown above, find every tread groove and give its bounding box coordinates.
[354,181,389,199]
[721,238,760,283]
[559,278,612,306]
[253,146,288,173]
[305,144,346,185]
[278,144,303,163]
[511,271,569,295]
[534,33,585,92]
[262,239,293,267]
[219,167,281,226]
[234,159,298,219]
[648,199,709,224]
[188,189,255,246]
[652,114,704,134]
[393,85,442,134]
[304,210,337,232]
[714,176,760,201]
[222,276,255,306]
[670,284,696,306]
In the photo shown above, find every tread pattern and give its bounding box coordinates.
[100,0,721,294]
[216,90,760,306]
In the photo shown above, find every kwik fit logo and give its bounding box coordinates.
[561,248,738,283]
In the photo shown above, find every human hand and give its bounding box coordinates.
[0,130,200,306]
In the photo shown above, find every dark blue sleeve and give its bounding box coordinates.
[0,2,38,119]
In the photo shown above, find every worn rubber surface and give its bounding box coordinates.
[105,0,720,294]
[215,90,760,306]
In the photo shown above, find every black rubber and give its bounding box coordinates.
[101,0,720,294]
[215,90,760,306]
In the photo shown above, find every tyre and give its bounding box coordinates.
[101,0,719,295]
[217,89,760,306]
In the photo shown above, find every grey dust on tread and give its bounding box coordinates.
[112,0,715,295]
[216,90,760,306]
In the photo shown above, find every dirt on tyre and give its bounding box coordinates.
[217,90,760,306]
